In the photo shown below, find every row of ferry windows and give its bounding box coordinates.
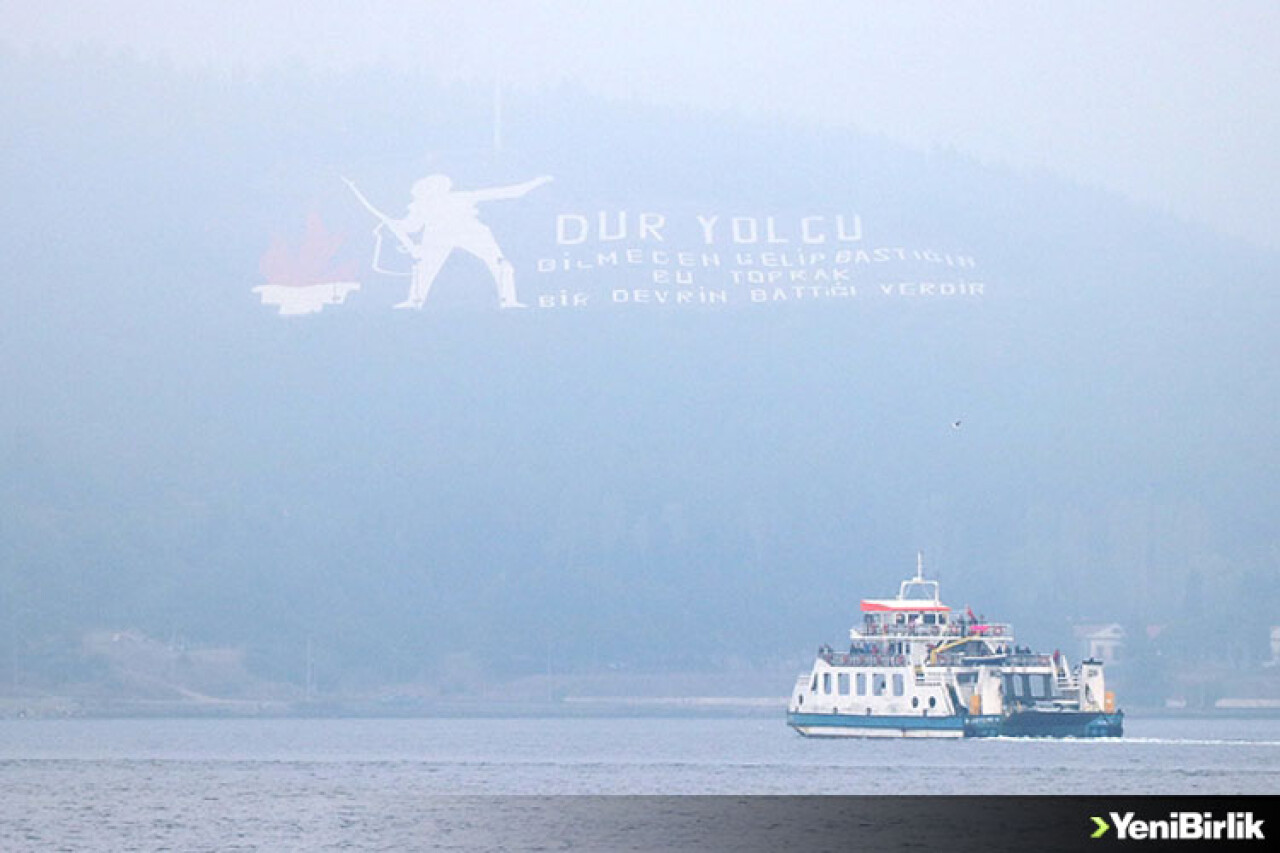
[813,672,905,697]
[1007,674,1056,700]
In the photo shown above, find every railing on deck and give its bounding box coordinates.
[923,651,1053,668]
[1004,653,1054,668]
[854,621,1013,639]
[819,651,910,668]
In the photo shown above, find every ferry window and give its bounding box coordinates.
[929,696,937,708]
[823,673,831,694]
[939,614,947,624]
[911,697,919,708]
[810,675,818,692]
[895,614,905,624]
[873,674,886,696]
[924,614,936,625]
[856,673,866,696]
[1040,675,1053,698]
[893,674,904,696]
[838,673,850,695]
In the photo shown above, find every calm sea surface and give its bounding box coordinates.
[1,715,1277,850]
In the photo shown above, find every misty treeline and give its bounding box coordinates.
[0,49,1275,697]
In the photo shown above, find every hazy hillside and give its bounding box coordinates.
[1,51,1275,699]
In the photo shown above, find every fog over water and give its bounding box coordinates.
[0,3,1276,706]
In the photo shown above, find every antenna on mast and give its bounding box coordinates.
[916,550,925,580]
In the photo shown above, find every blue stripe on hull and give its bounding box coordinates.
[789,711,1125,738]
[996,710,1124,738]
[787,712,967,734]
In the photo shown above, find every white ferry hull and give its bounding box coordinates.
[791,725,965,739]
[787,556,1123,740]
[787,712,967,738]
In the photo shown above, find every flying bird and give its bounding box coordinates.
[951,420,962,430]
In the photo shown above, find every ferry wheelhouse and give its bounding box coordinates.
[786,556,1123,738]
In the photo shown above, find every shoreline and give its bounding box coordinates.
[4,694,1280,722]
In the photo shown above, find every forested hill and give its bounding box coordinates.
[1,51,1275,695]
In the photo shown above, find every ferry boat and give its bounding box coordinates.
[786,556,1123,738]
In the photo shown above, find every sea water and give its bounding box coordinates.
[1,715,1277,850]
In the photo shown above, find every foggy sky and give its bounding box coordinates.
[3,0,1278,251]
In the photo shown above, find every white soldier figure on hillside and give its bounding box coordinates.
[345,173,552,309]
